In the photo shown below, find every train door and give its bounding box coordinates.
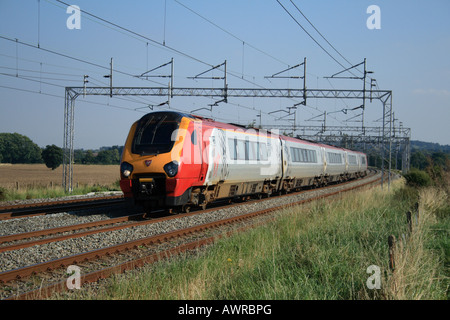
[208,129,229,183]
[190,121,205,183]
[185,121,203,180]
[280,138,288,179]
[321,147,327,174]
[344,151,349,172]
[198,125,208,182]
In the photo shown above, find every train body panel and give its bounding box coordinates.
[119,111,368,213]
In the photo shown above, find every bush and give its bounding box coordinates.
[42,145,63,170]
[393,185,418,206]
[403,168,432,187]
[0,187,8,201]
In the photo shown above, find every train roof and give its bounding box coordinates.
[138,111,194,122]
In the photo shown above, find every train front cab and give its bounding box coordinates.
[119,112,203,212]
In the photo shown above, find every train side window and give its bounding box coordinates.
[310,150,317,163]
[328,152,342,164]
[228,138,236,160]
[259,143,268,161]
[244,140,249,160]
[348,155,357,165]
[191,130,197,145]
[249,141,257,161]
[290,147,317,163]
[290,147,297,162]
[301,149,306,162]
[256,143,261,161]
[236,139,245,160]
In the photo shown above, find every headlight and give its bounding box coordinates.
[163,161,178,177]
[120,162,133,178]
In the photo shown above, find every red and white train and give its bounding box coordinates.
[120,111,367,213]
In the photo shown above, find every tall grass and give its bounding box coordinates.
[383,187,449,299]
[56,179,449,300]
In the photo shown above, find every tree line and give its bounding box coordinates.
[0,133,122,170]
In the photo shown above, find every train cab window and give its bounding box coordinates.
[132,114,179,155]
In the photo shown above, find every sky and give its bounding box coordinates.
[0,0,449,149]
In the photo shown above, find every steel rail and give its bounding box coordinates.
[0,196,124,221]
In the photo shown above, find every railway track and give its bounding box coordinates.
[0,195,125,221]
[0,169,383,300]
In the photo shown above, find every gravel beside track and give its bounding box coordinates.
[0,172,381,274]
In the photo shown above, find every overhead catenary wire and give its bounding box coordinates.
[51,0,286,90]
[276,0,348,71]
[0,35,167,87]
[288,0,355,70]
[173,0,290,67]
[276,0,375,86]
[0,84,150,113]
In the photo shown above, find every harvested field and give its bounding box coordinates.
[0,164,120,189]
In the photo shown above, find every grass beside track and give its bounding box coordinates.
[56,179,449,300]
